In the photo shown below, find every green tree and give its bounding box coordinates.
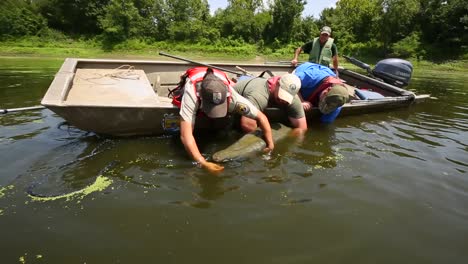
[148,0,171,40]
[375,0,420,54]
[391,31,424,59]
[99,0,143,43]
[213,0,266,43]
[291,16,318,43]
[153,0,216,42]
[0,0,48,39]
[265,0,305,44]
[418,0,468,58]
[35,0,110,36]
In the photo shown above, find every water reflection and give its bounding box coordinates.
[0,57,61,109]
[1,58,468,263]
[25,136,115,197]
[283,124,343,177]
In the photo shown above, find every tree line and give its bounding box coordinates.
[0,0,466,60]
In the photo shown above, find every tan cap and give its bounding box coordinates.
[321,26,332,35]
[277,74,301,104]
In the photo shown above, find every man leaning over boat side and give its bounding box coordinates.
[178,67,274,173]
[291,26,340,77]
[294,62,350,123]
[233,73,308,139]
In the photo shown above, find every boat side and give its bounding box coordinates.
[41,58,430,136]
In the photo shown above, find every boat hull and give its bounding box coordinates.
[41,58,430,136]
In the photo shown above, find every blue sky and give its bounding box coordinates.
[208,0,338,18]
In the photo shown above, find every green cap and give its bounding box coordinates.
[319,84,348,114]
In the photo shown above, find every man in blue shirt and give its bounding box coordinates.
[294,62,349,123]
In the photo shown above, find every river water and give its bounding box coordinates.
[0,57,467,263]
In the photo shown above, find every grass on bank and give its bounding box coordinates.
[0,37,466,72]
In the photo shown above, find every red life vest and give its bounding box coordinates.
[171,67,233,109]
[267,76,280,94]
[306,76,344,105]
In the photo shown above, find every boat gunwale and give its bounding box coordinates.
[40,57,431,136]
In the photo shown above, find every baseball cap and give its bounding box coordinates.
[321,26,332,35]
[200,73,228,118]
[318,84,349,114]
[277,74,301,104]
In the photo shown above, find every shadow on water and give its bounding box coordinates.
[25,135,117,197]
[12,125,244,206]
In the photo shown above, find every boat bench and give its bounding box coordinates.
[67,68,173,107]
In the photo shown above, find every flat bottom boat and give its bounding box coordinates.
[41,57,430,136]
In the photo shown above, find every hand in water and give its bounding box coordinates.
[263,145,273,154]
[201,161,224,174]
[262,147,273,161]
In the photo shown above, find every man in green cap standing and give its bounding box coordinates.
[291,26,340,77]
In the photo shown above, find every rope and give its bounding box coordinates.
[104,65,140,80]
[76,64,141,85]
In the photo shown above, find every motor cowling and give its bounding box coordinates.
[372,58,413,87]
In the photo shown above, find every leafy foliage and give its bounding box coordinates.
[99,0,143,46]
[391,32,424,59]
[35,0,110,36]
[0,0,466,59]
[0,0,48,39]
[265,0,306,43]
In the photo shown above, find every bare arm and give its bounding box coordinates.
[333,55,339,77]
[255,111,274,151]
[180,119,224,173]
[239,116,258,133]
[288,116,308,141]
[291,47,303,66]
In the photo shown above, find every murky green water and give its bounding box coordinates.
[1,57,467,263]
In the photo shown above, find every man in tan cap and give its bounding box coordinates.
[291,26,340,77]
[178,67,274,173]
[233,73,307,137]
[294,62,349,123]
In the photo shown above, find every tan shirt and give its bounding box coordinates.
[180,79,259,124]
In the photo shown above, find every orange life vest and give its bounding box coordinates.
[170,67,233,109]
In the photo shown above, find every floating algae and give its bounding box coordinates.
[0,185,14,199]
[306,153,345,170]
[29,175,112,202]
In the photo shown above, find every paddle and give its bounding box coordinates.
[159,51,246,76]
[343,55,372,74]
[1,105,45,114]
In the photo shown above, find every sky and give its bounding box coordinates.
[208,0,338,18]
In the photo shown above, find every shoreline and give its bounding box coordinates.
[0,48,466,73]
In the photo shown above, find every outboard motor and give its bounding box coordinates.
[373,58,412,87]
[343,55,413,87]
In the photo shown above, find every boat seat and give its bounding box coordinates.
[66,68,161,107]
[355,89,385,100]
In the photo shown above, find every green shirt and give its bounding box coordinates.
[302,40,337,57]
[233,77,305,119]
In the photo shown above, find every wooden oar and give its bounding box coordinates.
[235,66,254,76]
[0,105,45,114]
[159,51,246,76]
